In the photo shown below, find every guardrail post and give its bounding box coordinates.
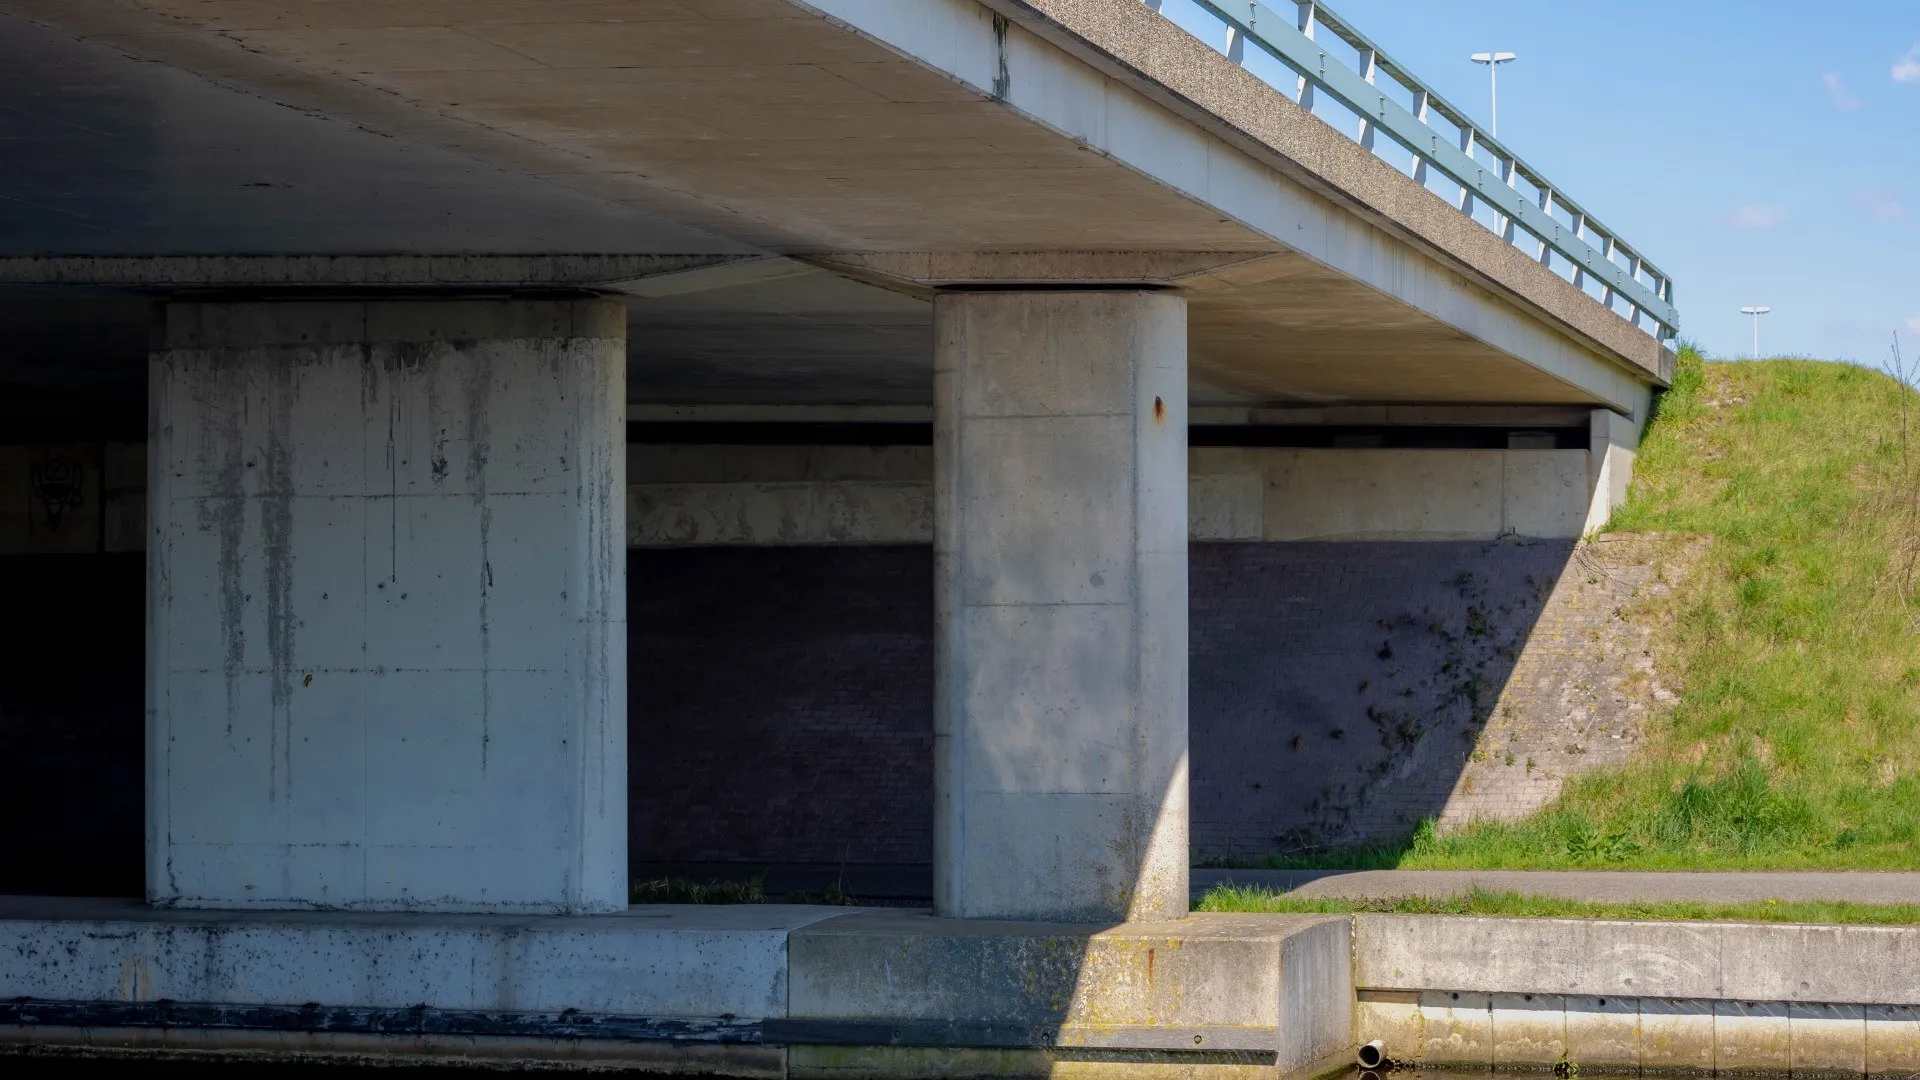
[1498,155,1518,243]
[1457,128,1476,215]
[1357,48,1378,148]
[1410,90,1431,185]
[1293,2,1317,110]
[1536,188,1554,266]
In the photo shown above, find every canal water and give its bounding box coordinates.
[0,1066,1643,1079]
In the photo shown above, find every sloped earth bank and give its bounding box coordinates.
[1396,355,1920,870]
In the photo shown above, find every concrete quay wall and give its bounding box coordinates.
[1353,914,1920,1075]
[0,898,1352,1079]
[12,903,1920,1077]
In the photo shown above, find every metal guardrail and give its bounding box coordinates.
[1148,0,1679,340]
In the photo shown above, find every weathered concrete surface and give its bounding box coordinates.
[1,899,1352,1077]
[1586,408,1641,535]
[1192,448,1592,542]
[933,290,1188,923]
[148,297,628,913]
[1356,914,1920,1004]
[0,896,847,1019]
[1349,914,1920,1074]
[626,445,1602,547]
[788,909,1351,1069]
[1359,991,1912,1075]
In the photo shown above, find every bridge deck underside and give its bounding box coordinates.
[0,0,1652,408]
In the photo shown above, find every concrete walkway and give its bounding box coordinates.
[1191,868,1920,905]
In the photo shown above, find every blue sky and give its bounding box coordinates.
[1160,0,1920,364]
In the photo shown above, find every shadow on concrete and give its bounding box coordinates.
[1190,538,1588,859]
[0,552,145,897]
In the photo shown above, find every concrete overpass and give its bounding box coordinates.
[0,0,1676,1066]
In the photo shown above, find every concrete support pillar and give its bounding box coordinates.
[933,289,1189,923]
[147,298,627,913]
[1585,407,1640,533]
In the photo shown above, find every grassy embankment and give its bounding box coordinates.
[1251,348,1920,873]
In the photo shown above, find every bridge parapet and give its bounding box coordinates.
[1149,0,1678,339]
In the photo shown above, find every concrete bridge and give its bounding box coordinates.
[0,0,1677,1070]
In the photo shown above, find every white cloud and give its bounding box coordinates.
[1907,317,1920,336]
[1895,45,1920,84]
[1824,72,1862,109]
[1724,204,1789,229]
[1852,188,1911,222]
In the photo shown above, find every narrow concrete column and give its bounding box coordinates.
[147,298,627,913]
[933,289,1188,923]
[1584,407,1640,533]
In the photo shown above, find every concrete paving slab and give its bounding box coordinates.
[1192,869,1920,906]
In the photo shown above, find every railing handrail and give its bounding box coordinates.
[1159,0,1678,339]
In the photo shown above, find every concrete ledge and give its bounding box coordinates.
[1354,914,1920,1075]
[156,295,626,348]
[789,911,1350,1069]
[0,897,849,1019]
[1355,914,1920,1004]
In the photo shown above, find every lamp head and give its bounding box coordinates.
[1472,52,1517,64]
[1740,306,1772,315]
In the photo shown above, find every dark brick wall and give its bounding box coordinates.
[1,541,1581,894]
[628,547,934,865]
[1190,540,1576,855]
[628,540,1577,865]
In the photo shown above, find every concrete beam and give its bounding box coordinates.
[0,254,749,290]
[1191,405,1597,427]
[806,251,1274,295]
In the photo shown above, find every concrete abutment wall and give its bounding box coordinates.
[2,423,1652,891]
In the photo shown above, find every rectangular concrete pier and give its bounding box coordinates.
[147,298,628,914]
[934,289,1190,924]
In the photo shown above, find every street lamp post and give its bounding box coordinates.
[1740,306,1772,359]
[1470,52,1517,137]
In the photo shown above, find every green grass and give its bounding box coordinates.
[1196,883,1920,925]
[1248,348,1920,871]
